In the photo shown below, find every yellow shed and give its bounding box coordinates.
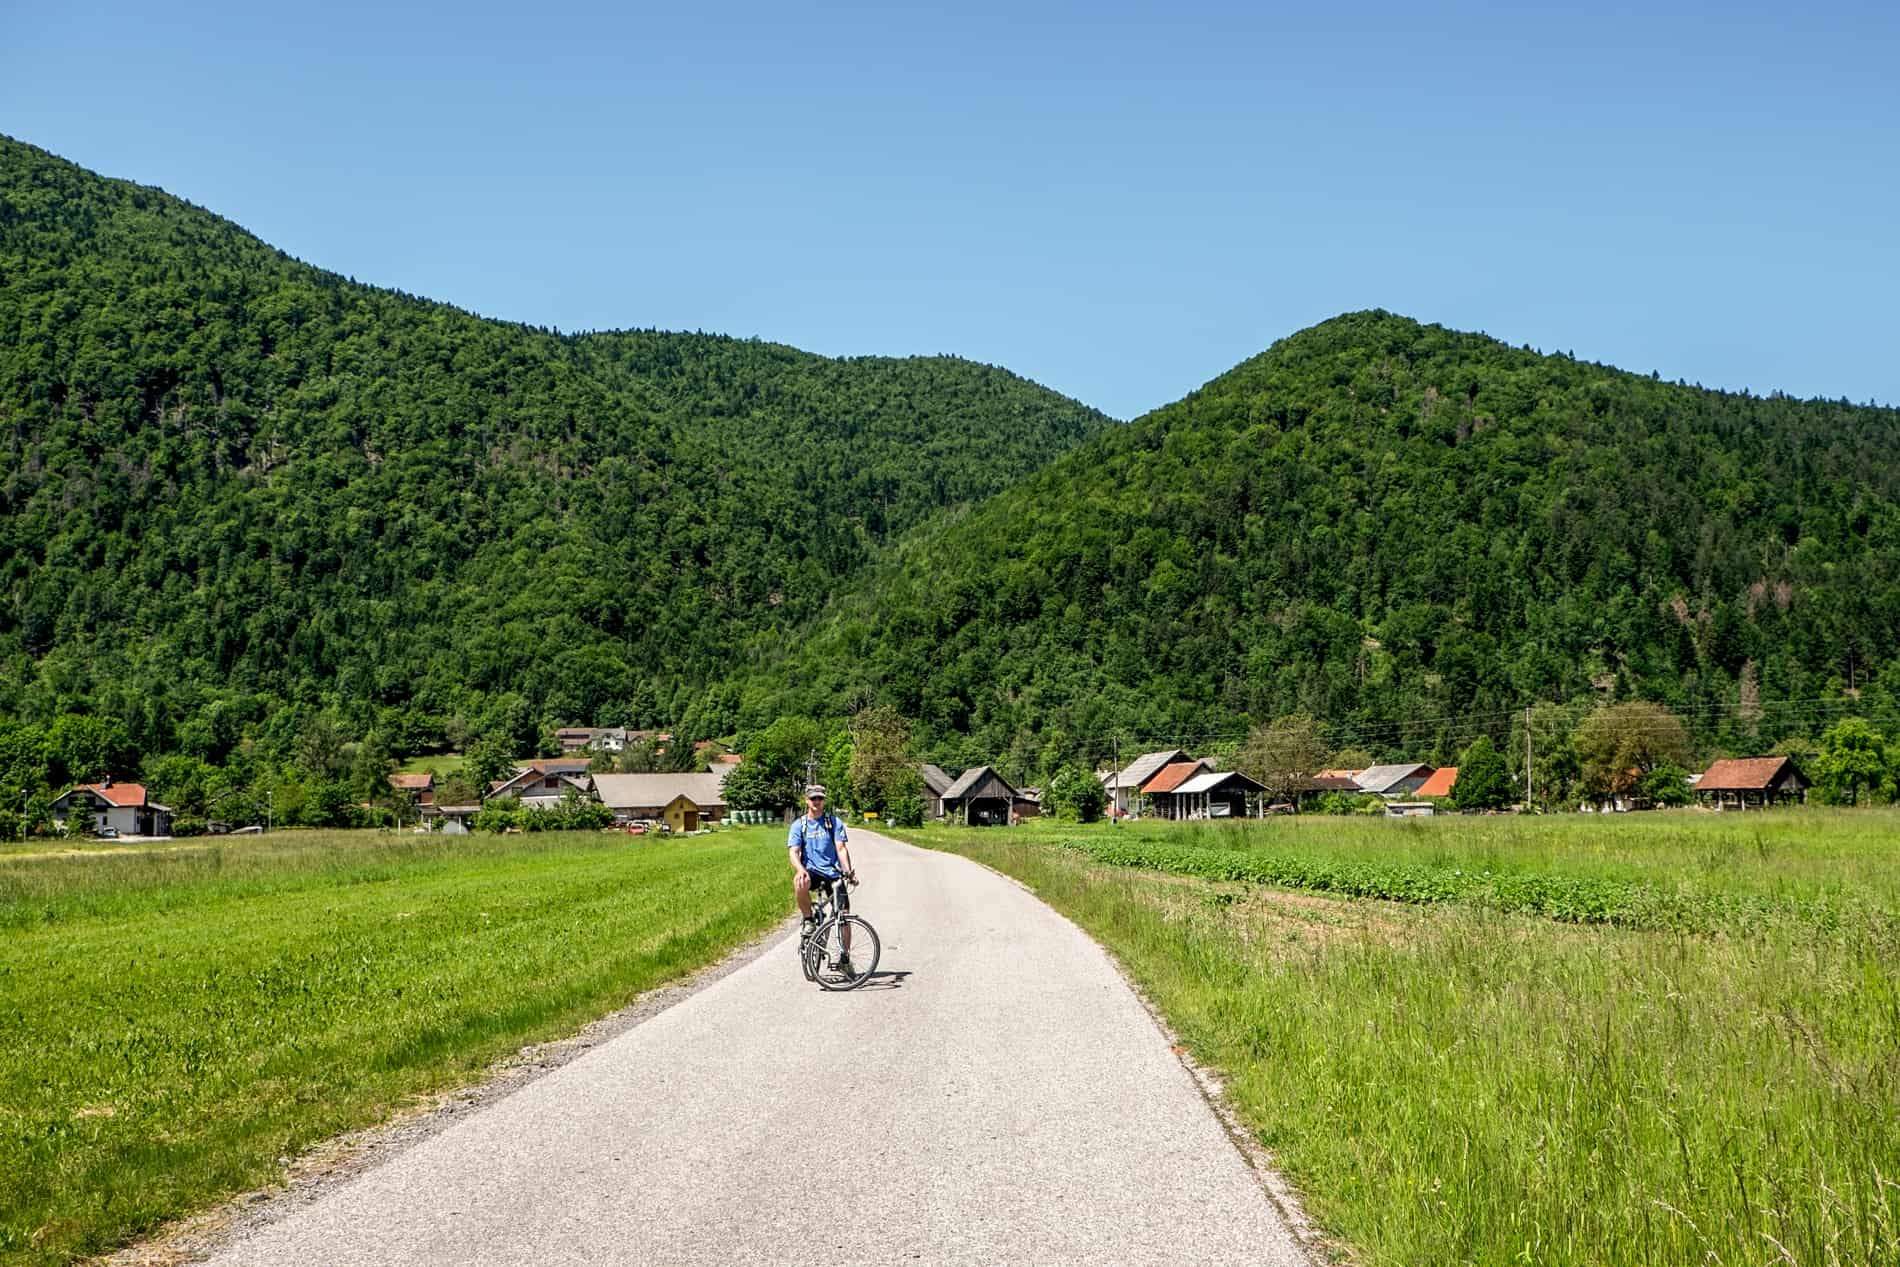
[661,794,701,834]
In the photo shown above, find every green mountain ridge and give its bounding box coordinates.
[753,311,1900,772]
[0,135,1115,759]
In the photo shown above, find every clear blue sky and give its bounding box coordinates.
[5,1,1896,418]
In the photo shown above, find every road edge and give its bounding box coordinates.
[96,913,800,1266]
[871,829,1337,1266]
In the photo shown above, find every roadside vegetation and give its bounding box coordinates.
[0,826,788,1266]
[893,813,1900,1266]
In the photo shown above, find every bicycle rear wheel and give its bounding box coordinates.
[807,915,880,991]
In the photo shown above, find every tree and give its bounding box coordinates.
[880,767,927,826]
[847,707,912,814]
[295,712,349,782]
[1045,765,1107,822]
[1811,718,1889,806]
[1238,715,1330,810]
[65,790,96,837]
[46,714,131,786]
[719,758,779,813]
[465,735,518,791]
[1450,736,1513,811]
[1636,762,1694,808]
[1573,701,1690,803]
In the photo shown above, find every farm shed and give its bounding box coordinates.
[1171,770,1267,819]
[1695,757,1810,810]
[918,763,954,819]
[1354,764,1435,798]
[942,766,1019,826]
[592,772,731,826]
[1142,760,1215,819]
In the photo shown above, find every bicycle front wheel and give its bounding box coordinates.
[808,915,880,991]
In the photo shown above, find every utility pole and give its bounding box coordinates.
[1111,735,1120,829]
[1525,705,1533,810]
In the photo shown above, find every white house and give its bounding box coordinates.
[50,779,173,837]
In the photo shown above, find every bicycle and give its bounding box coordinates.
[798,872,880,991]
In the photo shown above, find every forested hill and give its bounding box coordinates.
[0,135,1114,758]
[755,311,1900,773]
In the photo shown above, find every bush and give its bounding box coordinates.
[1045,765,1108,822]
[883,789,926,827]
[170,816,208,838]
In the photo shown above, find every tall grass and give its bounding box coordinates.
[0,828,787,1266]
[902,822,1900,1266]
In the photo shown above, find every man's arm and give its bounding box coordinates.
[786,821,807,875]
[836,823,858,880]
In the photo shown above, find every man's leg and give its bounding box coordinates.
[793,869,812,920]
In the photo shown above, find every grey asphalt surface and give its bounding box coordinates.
[209,830,1311,1265]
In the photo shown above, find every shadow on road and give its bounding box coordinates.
[849,969,911,991]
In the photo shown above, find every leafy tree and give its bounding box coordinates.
[46,715,131,786]
[718,757,779,813]
[1045,765,1107,822]
[1811,718,1890,806]
[464,736,519,791]
[847,707,912,814]
[1636,762,1694,808]
[1574,702,1690,803]
[1238,715,1330,810]
[1450,736,1513,811]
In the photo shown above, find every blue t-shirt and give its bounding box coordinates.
[788,813,847,877]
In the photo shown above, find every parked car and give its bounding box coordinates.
[94,827,119,839]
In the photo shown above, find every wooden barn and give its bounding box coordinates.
[941,765,1019,826]
[1695,757,1810,810]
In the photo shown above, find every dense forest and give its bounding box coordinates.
[7,134,1900,825]
[0,135,1113,772]
[749,312,1900,776]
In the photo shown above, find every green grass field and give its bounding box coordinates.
[0,827,787,1266]
[395,752,468,780]
[892,812,1900,1266]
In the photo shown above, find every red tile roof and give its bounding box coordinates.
[1416,767,1458,798]
[389,773,434,790]
[524,758,592,774]
[1315,768,1363,781]
[75,781,148,807]
[1143,761,1206,794]
[1698,757,1804,792]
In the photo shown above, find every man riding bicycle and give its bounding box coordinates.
[788,784,859,971]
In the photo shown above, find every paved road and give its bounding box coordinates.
[210,831,1310,1265]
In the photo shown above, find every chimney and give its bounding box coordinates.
[102,773,113,788]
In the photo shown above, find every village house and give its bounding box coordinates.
[50,778,173,837]
[1695,757,1810,810]
[918,764,954,820]
[388,772,436,807]
[1140,759,1215,820]
[487,758,595,808]
[592,772,731,831]
[941,765,1019,826]
[556,727,629,754]
[1354,763,1435,798]
[1415,767,1458,800]
[1104,749,1189,818]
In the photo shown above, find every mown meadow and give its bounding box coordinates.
[891,811,1900,1267]
[0,827,788,1266]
